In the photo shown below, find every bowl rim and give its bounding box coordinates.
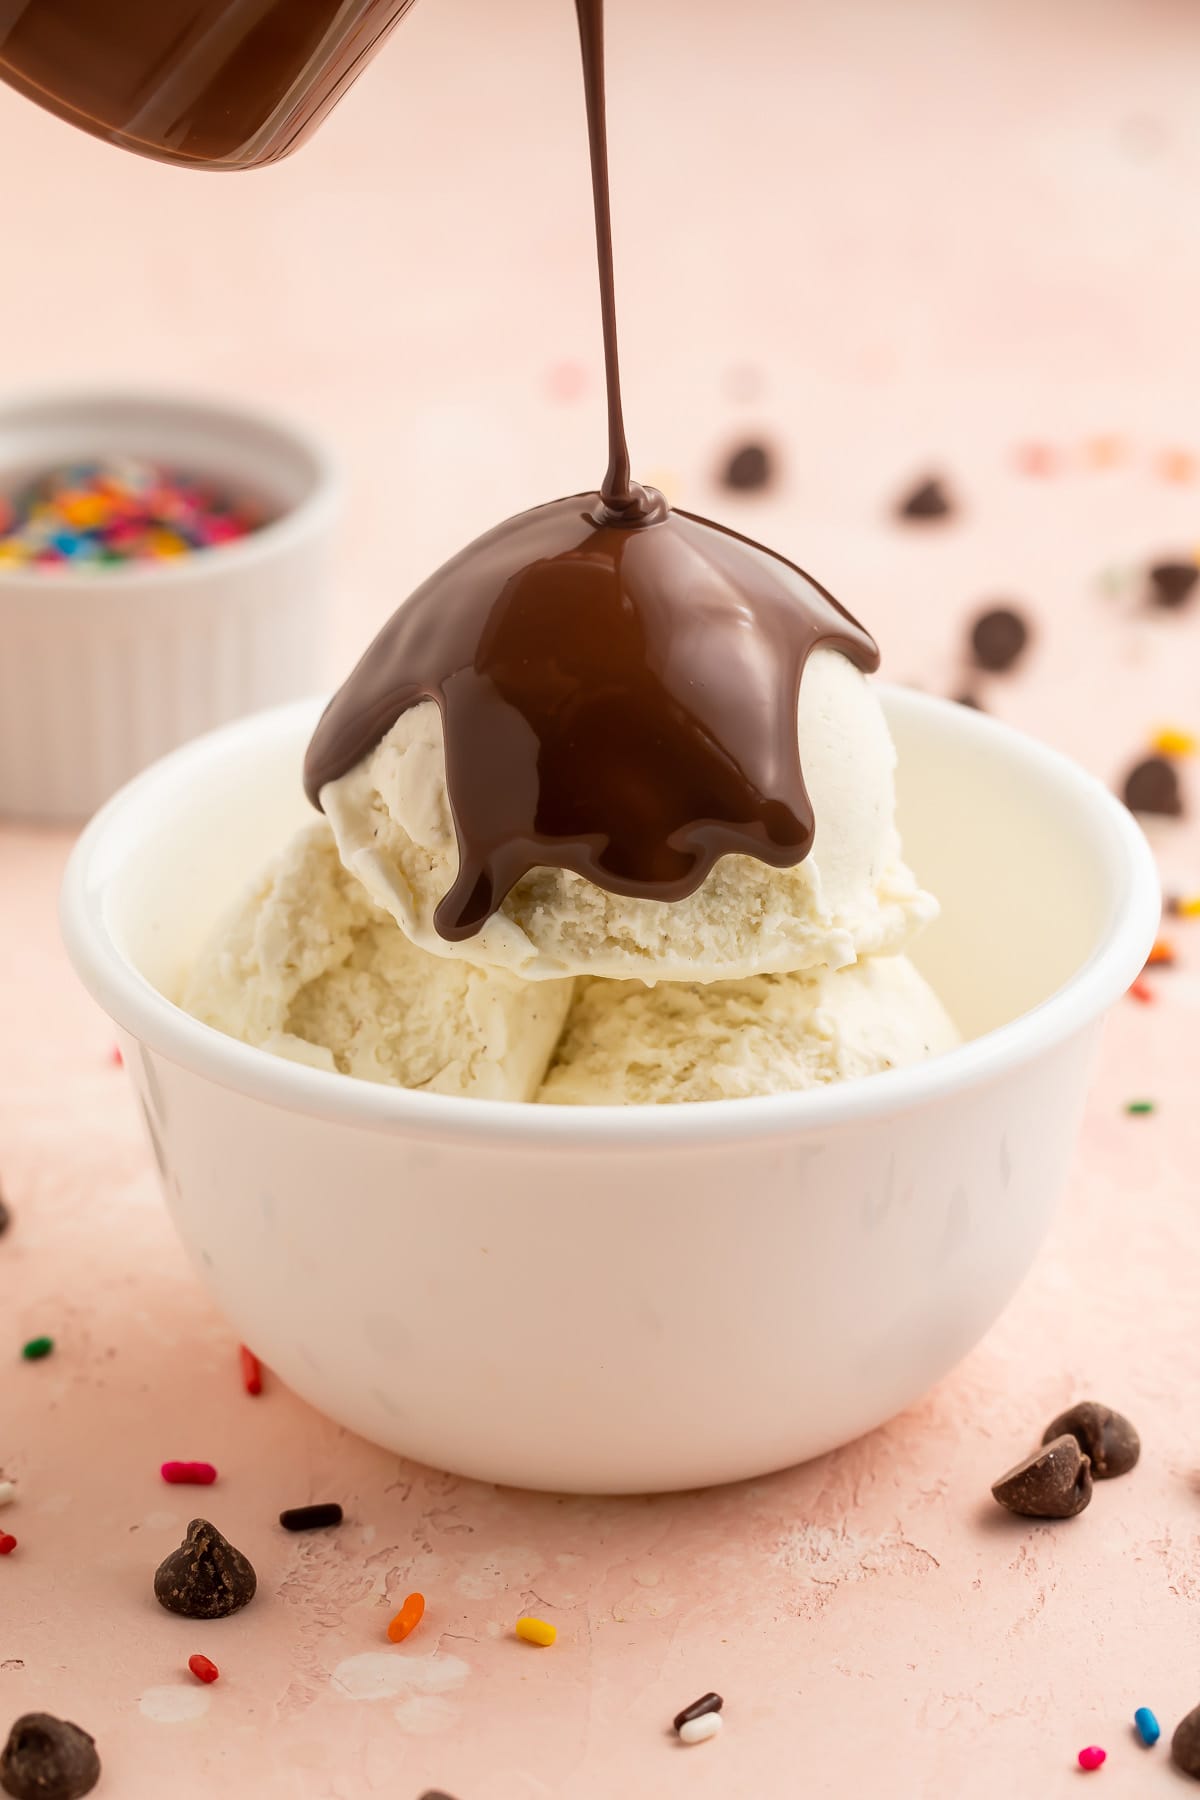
[60,688,1161,1150]
[0,384,342,593]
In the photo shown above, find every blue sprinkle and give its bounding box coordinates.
[1134,1707,1161,1746]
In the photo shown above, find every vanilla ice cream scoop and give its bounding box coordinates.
[183,822,573,1100]
[320,648,936,982]
[538,956,959,1105]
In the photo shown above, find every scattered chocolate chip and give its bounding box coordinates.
[154,1517,256,1619]
[969,606,1029,673]
[1174,1705,1200,1780]
[1148,560,1198,609]
[991,1434,1093,1518]
[1122,755,1183,817]
[1041,1402,1140,1479]
[673,1693,723,1733]
[953,691,984,711]
[720,441,773,492]
[896,476,953,521]
[0,1714,100,1800]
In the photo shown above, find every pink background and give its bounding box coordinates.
[3,0,1200,1794]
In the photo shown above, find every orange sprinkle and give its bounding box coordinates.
[1128,978,1155,1004]
[1147,939,1175,967]
[1158,448,1196,484]
[1084,434,1124,468]
[387,1592,425,1644]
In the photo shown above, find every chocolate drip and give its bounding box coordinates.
[304,497,878,938]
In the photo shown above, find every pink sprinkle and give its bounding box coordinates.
[1078,1746,1106,1771]
[109,1044,123,1068]
[1127,978,1155,1004]
[161,1461,217,1485]
[1015,443,1056,477]
[546,359,587,403]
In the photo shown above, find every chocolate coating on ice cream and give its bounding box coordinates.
[304,501,878,940]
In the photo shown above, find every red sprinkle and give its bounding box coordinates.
[161,1461,217,1485]
[239,1345,263,1397]
[188,1654,220,1684]
[0,1534,17,1555]
[109,1044,123,1068]
[1128,978,1155,1004]
[1078,1746,1106,1771]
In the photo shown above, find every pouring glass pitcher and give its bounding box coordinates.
[0,0,416,170]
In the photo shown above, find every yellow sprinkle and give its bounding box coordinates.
[148,529,187,557]
[515,1616,557,1647]
[1151,726,1197,757]
[1177,894,1200,918]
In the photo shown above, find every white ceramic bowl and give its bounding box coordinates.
[0,389,340,821]
[60,692,1159,1493]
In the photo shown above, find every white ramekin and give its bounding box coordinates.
[0,389,340,821]
[60,692,1159,1493]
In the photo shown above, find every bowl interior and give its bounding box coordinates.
[97,691,1128,1041]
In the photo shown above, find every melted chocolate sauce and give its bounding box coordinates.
[304,0,880,938]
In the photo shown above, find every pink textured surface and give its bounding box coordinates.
[3,0,1200,1794]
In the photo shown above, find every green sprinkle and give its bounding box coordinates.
[1126,1100,1155,1115]
[21,1335,54,1361]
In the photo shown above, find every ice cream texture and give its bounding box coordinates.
[318,648,936,983]
[539,958,959,1106]
[183,822,573,1102]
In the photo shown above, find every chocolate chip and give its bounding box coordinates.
[0,1193,9,1237]
[1148,560,1198,609]
[419,1793,462,1800]
[154,1517,256,1619]
[991,1434,1093,1518]
[1041,1402,1140,1479]
[953,691,984,711]
[969,607,1029,673]
[0,1714,100,1800]
[720,441,773,492]
[1174,1705,1200,1779]
[1122,755,1183,817]
[896,476,953,521]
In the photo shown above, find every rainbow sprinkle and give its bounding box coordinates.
[0,458,264,570]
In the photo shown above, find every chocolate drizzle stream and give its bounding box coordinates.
[304,0,880,940]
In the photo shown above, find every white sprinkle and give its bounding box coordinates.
[679,1713,723,1745]
[0,1482,15,1508]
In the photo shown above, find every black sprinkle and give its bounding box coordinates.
[279,1503,343,1532]
[0,1714,101,1800]
[1122,755,1183,818]
[673,1692,724,1733]
[153,1518,257,1619]
[720,441,773,492]
[896,475,953,521]
[969,607,1029,673]
[1148,560,1199,609]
